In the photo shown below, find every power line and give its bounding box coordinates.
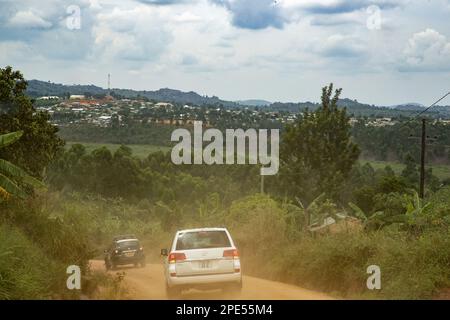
[399,90,450,129]
[398,90,450,198]
[414,91,450,119]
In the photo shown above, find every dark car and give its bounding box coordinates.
[104,235,146,270]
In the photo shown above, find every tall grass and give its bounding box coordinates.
[221,194,450,299]
[0,224,62,299]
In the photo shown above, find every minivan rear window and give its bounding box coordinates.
[176,231,231,250]
[116,240,140,249]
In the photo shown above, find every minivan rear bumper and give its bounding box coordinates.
[111,252,145,265]
[168,272,241,287]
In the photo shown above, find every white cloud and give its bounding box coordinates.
[401,28,450,71]
[7,10,52,29]
[173,11,202,23]
[281,0,406,12]
[319,33,367,58]
[92,6,173,61]
[1,0,450,105]
[309,11,363,26]
[0,41,35,62]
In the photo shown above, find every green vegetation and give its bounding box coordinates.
[8,190,446,299]
[0,66,64,177]
[278,84,360,202]
[0,67,95,299]
[2,67,450,300]
[65,142,171,158]
[0,131,45,200]
[362,160,450,181]
[49,143,259,203]
[224,194,450,299]
[352,119,450,165]
[58,124,175,147]
[0,197,92,299]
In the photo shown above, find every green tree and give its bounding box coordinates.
[0,66,64,177]
[401,153,419,185]
[278,83,360,202]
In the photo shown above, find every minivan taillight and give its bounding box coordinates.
[169,252,186,264]
[223,249,239,259]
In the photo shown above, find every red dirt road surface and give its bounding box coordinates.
[89,260,333,300]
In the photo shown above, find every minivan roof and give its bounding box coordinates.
[113,234,137,241]
[116,238,139,243]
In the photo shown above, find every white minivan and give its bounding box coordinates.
[161,227,242,298]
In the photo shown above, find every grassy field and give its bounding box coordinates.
[361,160,450,180]
[65,142,171,158]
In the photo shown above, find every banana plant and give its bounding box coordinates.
[296,193,325,227]
[348,202,385,228]
[404,191,430,217]
[401,191,431,228]
[296,193,343,228]
[0,131,45,201]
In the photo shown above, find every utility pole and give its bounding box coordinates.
[403,90,450,198]
[408,119,432,199]
[419,119,426,199]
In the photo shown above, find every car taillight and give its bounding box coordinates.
[223,249,239,259]
[169,252,186,264]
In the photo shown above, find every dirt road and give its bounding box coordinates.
[89,260,333,300]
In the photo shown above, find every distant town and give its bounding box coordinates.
[36,94,296,129]
[35,94,450,129]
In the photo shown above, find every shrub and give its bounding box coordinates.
[0,224,62,299]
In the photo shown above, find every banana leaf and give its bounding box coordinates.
[0,131,23,148]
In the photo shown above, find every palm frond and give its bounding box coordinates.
[295,196,304,209]
[0,159,46,189]
[0,173,26,198]
[368,211,386,220]
[348,202,367,220]
[0,186,10,200]
[0,131,23,149]
[308,193,326,210]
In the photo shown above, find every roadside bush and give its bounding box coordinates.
[221,193,450,299]
[0,224,63,299]
[43,192,167,259]
[267,230,450,299]
[3,187,449,300]
[3,196,93,271]
[224,194,289,277]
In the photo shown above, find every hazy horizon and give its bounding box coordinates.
[28,77,434,107]
[2,0,450,106]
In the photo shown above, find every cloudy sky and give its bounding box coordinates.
[1,0,450,105]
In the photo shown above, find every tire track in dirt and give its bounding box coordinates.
[90,260,333,300]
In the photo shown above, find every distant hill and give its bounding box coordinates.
[393,103,425,112]
[26,80,238,107]
[235,99,272,107]
[25,79,450,118]
[261,98,450,118]
[26,80,104,97]
[263,98,381,115]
